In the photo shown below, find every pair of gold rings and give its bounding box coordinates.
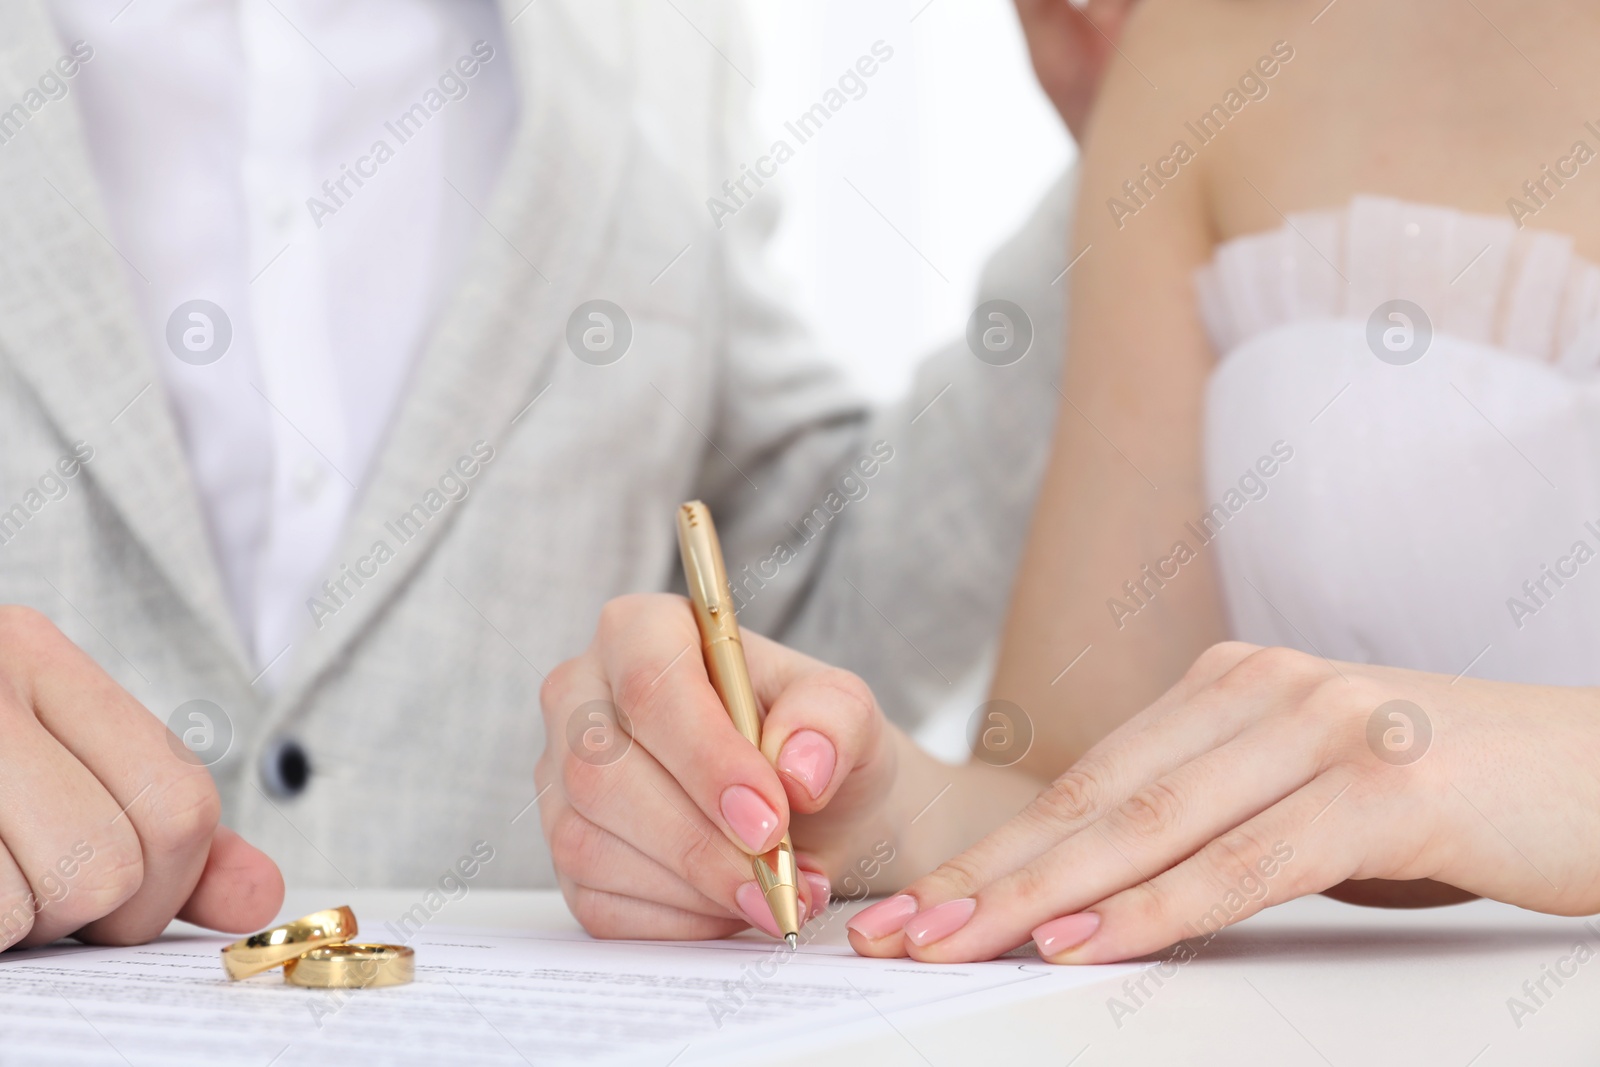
[220,906,414,988]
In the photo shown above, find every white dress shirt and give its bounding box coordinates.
[48,0,516,685]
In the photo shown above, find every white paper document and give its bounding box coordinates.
[0,924,1135,1065]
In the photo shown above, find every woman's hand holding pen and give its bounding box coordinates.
[538,594,1043,942]
[847,643,1600,964]
[537,593,910,940]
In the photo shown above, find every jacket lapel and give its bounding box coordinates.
[266,1,638,711]
[0,4,248,674]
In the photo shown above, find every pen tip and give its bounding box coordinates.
[785,933,797,950]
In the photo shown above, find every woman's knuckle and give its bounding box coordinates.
[612,663,663,721]
[927,854,987,898]
[1208,828,1272,887]
[1320,675,1383,719]
[1218,645,1306,693]
[1189,641,1258,681]
[559,754,609,814]
[1300,678,1386,759]
[0,606,63,670]
[1002,862,1053,910]
[594,597,638,641]
[597,593,680,646]
[1119,780,1185,840]
[0,680,28,724]
[0,605,53,644]
[1037,767,1101,824]
[1119,879,1170,929]
[1252,645,1311,674]
[539,659,578,715]
[815,668,875,721]
[676,827,726,885]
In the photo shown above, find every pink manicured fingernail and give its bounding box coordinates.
[903,898,977,947]
[1032,912,1101,958]
[720,785,779,853]
[777,730,836,800]
[846,893,919,940]
[736,881,782,938]
[804,871,831,919]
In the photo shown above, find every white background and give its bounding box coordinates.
[741,0,1075,755]
[742,0,1075,400]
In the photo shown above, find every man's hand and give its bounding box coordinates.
[537,594,907,940]
[0,606,284,951]
[1015,0,1140,140]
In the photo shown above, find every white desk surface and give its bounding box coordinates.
[246,888,1600,1066]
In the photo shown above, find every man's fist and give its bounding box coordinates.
[0,606,282,951]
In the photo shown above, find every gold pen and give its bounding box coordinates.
[676,500,802,948]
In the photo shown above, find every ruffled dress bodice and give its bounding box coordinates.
[1195,197,1600,683]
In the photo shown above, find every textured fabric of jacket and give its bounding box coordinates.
[0,0,1074,888]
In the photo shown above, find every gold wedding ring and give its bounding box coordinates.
[221,906,359,980]
[284,943,415,989]
[220,905,415,988]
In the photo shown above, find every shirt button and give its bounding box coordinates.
[293,459,327,503]
[262,738,311,798]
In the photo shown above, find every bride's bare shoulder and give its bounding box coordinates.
[1108,0,1315,77]
[1074,0,1317,231]
[1095,0,1600,244]
[1081,0,1317,155]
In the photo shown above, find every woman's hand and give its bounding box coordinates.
[538,594,1042,942]
[847,642,1600,963]
[537,595,902,940]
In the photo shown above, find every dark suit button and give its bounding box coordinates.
[263,739,311,798]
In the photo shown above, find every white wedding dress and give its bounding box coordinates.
[1195,196,1600,684]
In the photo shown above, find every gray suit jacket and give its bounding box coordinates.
[0,0,1072,888]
